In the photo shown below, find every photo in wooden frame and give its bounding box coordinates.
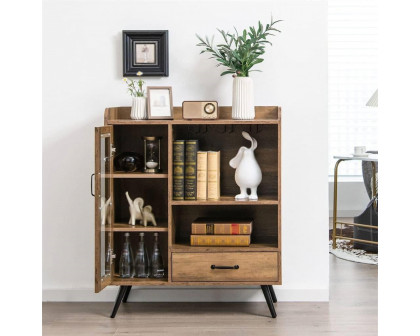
[123,30,169,76]
[147,86,173,119]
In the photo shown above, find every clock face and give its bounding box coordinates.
[204,103,215,114]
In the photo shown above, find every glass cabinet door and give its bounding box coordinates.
[94,126,114,292]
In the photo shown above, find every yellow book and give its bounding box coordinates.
[190,235,251,246]
[197,151,208,200]
[207,151,220,200]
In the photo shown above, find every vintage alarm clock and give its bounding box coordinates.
[182,101,218,119]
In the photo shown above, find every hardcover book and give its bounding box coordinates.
[184,140,199,200]
[207,151,220,200]
[173,140,185,200]
[190,235,251,247]
[191,218,253,235]
[197,151,208,200]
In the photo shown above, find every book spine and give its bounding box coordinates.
[190,235,251,246]
[184,140,198,200]
[196,151,208,200]
[191,223,252,235]
[172,140,185,200]
[207,151,220,200]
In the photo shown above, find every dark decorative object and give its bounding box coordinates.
[114,152,142,172]
[123,30,169,76]
[143,136,161,173]
[354,150,378,252]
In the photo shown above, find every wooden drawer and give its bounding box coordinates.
[172,252,278,282]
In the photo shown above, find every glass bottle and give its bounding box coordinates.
[119,233,133,278]
[151,233,165,278]
[134,233,149,278]
[105,241,112,276]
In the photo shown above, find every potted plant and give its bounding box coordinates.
[197,17,281,119]
[124,71,147,120]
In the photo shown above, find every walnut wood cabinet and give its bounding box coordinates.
[94,106,281,318]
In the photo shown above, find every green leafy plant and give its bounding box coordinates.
[196,17,281,77]
[123,71,145,97]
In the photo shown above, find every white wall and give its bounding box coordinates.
[43,0,329,301]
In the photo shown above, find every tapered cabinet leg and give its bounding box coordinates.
[110,286,127,318]
[122,286,132,303]
[261,285,277,318]
[268,285,277,303]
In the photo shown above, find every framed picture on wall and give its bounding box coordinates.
[147,86,173,119]
[123,30,169,76]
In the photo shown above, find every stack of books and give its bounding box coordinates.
[190,218,253,246]
[173,140,220,200]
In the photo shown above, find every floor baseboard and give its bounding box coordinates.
[43,287,329,302]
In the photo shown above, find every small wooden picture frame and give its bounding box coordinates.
[147,86,173,119]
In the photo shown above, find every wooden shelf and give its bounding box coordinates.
[106,172,168,179]
[113,222,168,232]
[171,195,278,206]
[171,242,278,252]
[112,276,168,286]
[106,119,279,125]
[104,106,280,125]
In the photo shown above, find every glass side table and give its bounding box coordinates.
[332,155,378,249]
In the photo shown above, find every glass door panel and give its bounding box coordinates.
[95,126,114,292]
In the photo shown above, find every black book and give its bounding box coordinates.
[172,140,185,200]
[184,140,199,200]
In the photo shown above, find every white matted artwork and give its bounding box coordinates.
[147,86,173,119]
[134,42,157,65]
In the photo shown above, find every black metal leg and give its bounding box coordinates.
[122,286,132,303]
[110,286,127,318]
[261,285,277,318]
[268,285,277,303]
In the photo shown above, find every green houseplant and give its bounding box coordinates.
[197,17,281,120]
[196,17,281,77]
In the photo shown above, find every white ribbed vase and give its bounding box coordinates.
[232,77,255,120]
[130,97,147,120]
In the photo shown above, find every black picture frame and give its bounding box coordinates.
[123,30,169,77]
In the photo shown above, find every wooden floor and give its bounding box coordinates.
[43,255,378,335]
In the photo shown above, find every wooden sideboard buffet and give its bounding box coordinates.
[94,106,281,318]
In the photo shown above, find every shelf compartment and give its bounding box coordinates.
[171,242,278,252]
[113,231,169,278]
[171,123,279,197]
[110,171,168,179]
[172,205,279,249]
[113,222,168,232]
[113,178,168,225]
[171,195,278,206]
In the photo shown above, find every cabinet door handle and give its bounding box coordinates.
[91,173,95,197]
[210,265,239,270]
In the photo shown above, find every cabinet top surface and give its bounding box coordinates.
[104,106,281,125]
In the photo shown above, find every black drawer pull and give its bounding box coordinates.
[210,265,239,270]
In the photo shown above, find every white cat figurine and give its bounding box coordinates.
[229,131,262,200]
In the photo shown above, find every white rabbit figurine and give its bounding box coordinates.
[229,131,262,200]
